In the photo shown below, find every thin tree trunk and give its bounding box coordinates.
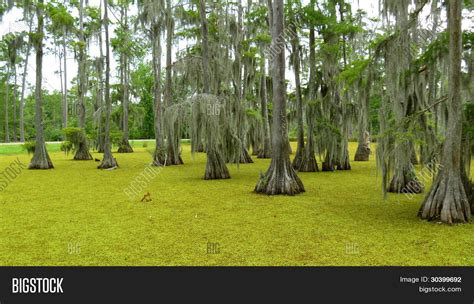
[151,23,166,166]
[255,0,304,195]
[98,0,118,169]
[74,0,92,160]
[29,0,53,169]
[97,7,105,153]
[12,65,17,141]
[200,0,210,94]
[418,0,471,224]
[19,18,33,142]
[299,11,318,172]
[257,55,271,159]
[234,0,253,164]
[354,71,371,161]
[62,27,68,129]
[165,0,183,165]
[4,64,10,143]
[118,7,133,153]
[290,23,305,170]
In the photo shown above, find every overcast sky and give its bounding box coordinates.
[0,0,471,95]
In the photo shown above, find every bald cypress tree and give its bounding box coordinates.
[29,0,54,169]
[418,0,471,224]
[255,0,304,195]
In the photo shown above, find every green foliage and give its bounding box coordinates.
[245,108,262,122]
[463,103,474,145]
[111,130,123,147]
[62,127,86,146]
[22,141,36,155]
[338,59,370,86]
[60,140,73,155]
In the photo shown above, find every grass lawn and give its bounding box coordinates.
[0,142,472,266]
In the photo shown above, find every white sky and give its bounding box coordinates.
[0,0,472,95]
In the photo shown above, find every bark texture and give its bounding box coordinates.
[354,131,371,161]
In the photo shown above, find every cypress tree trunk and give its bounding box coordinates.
[290,23,305,170]
[164,0,183,165]
[4,64,10,143]
[151,23,166,166]
[29,0,53,169]
[354,130,371,161]
[299,14,318,172]
[19,18,33,142]
[74,0,92,160]
[300,104,319,172]
[255,0,304,195]
[12,66,17,141]
[257,55,271,159]
[62,28,68,129]
[354,71,372,161]
[234,0,253,164]
[98,0,118,169]
[418,0,471,224]
[118,7,133,153]
[199,0,230,178]
[337,140,351,170]
[97,10,105,154]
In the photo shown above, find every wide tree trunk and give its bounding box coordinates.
[354,131,371,161]
[418,0,471,224]
[255,0,304,195]
[29,0,53,169]
[74,0,92,160]
[98,0,118,169]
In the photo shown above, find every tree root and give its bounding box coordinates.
[117,139,134,153]
[292,146,304,169]
[418,171,471,224]
[238,148,253,164]
[152,149,167,166]
[73,141,93,160]
[255,158,305,195]
[388,169,424,194]
[204,149,230,179]
[29,143,54,169]
[97,156,118,169]
[337,152,351,170]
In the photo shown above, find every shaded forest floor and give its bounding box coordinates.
[0,142,472,266]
